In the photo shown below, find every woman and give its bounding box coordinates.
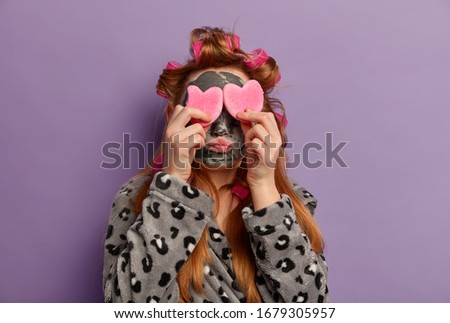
[103,26,328,303]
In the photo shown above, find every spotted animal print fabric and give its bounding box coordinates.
[103,171,328,303]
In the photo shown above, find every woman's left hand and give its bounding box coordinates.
[236,108,283,188]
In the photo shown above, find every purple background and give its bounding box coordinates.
[1,0,449,302]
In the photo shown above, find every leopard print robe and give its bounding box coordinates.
[103,171,328,303]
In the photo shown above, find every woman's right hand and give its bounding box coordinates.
[162,104,211,182]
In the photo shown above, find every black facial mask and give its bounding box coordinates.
[181,71,246,169]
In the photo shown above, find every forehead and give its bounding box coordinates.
[186,67,250,85]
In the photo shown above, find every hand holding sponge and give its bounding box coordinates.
[186,80,264,126]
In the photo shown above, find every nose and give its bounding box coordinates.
[212,114,230,136]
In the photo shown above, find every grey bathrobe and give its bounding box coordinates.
[103,171,329,303]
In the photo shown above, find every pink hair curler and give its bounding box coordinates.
[275,72,281,84]
[150,153,164,175]
[225,34,241,50]
[243,48,269,69]
[157,61,183,98]
[192,40,204,62]
[244,49,281,84]
[166,60,182,70]
[273,111,288,128]
[156,89,168,99]
[231,181,250,200]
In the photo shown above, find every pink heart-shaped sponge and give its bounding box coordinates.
[186,85,223,127]
[223,79,264,119]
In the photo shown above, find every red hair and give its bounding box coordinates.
[133,26,325,302]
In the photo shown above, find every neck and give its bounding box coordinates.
[206,167,239,190]
[196,159,243,196]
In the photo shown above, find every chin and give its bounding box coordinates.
[195,152,243,170]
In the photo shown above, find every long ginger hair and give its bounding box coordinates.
[133,26,325,302]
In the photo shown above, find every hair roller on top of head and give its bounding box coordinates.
[225,34,241,50]
[156,29,282,98]
[192,40,204,62]
[193,34,241,61]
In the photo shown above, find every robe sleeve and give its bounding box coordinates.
[241,182,329,303]
[103,171,215,302]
